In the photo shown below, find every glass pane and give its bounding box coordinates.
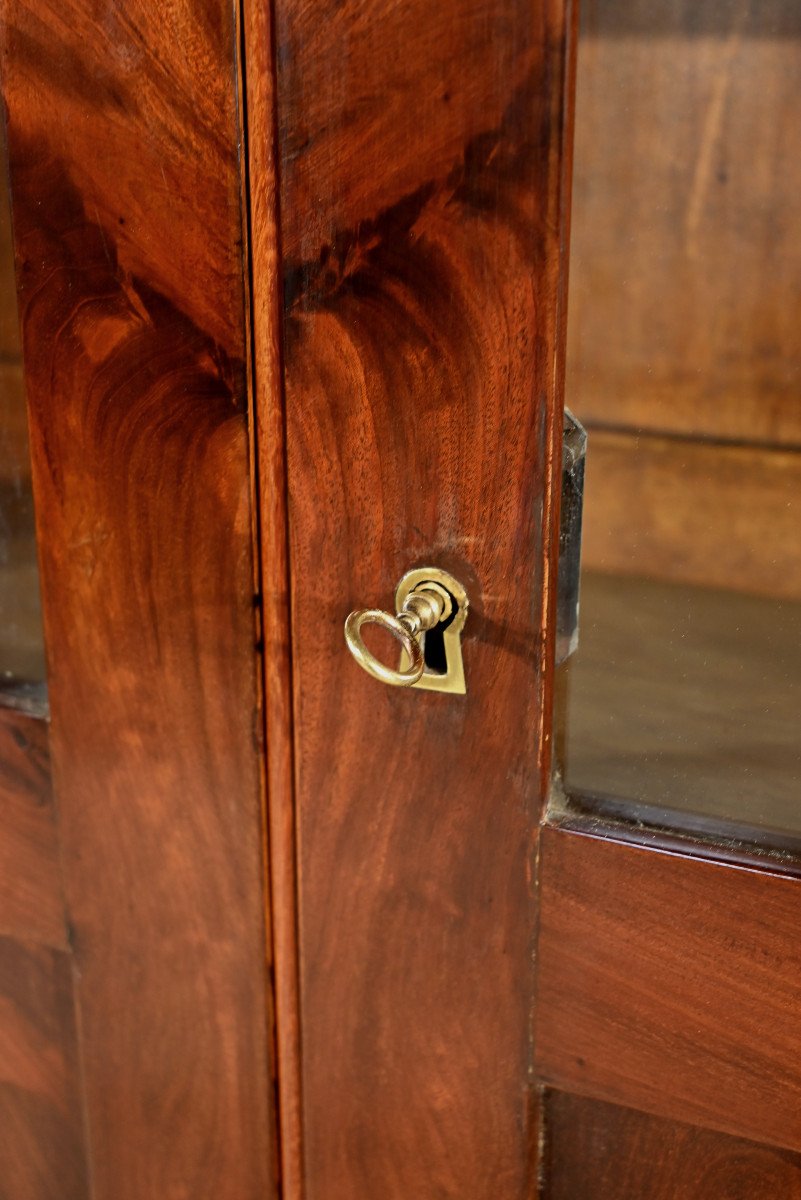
[0,121,46,710]
[559,0,801,840]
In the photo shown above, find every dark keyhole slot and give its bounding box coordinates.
[421,590,458,675]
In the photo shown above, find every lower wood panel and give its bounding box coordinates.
[0,937,88,1200]
[542,1090,801,1200]
[535,823,801,1152]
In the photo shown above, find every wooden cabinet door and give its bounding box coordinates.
[244,0,574,1197]
[10,1,797,1198]
[247,1,801,1197]
[2,0,576,1194]
[0,2,278,1196]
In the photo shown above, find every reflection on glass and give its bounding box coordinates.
[559,0,801,839]
[0,122,46,711]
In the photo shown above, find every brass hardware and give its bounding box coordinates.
[344,567,469,693]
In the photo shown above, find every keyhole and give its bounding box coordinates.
[421,588,458,675]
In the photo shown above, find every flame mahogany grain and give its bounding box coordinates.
[248,0,576,1195]
[0,2,278,1196]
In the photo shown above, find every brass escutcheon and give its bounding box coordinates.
[344,567,468,693]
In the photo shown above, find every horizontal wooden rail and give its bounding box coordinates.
[536,821,801,1152]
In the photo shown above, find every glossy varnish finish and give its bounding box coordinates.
[543,1091,801,1199]
[1,2,277,1196]
[535,824,801,1152]
[258,0,575,1195]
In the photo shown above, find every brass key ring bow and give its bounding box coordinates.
[344,568,468,692]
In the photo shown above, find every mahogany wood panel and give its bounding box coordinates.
[262,0,575,1195]
[542,1090,801,1200]
[581,429,801,601]
[0,937,88,1200]
[0,708,64,947]
[535,824,801,1151]
[567,0,801,449]
[1,3,277,1197]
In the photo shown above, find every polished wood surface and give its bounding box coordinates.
[543,1091,801,1199]
[1,2,277,1196]
[255,0,575,1193]
[0,938,88,1200]
[559,572,801,834]
[0,709,63,946]
[536,824,801,1152]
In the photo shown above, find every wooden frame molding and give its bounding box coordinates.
[535,822,801,1152]
[242,0,305,1194]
